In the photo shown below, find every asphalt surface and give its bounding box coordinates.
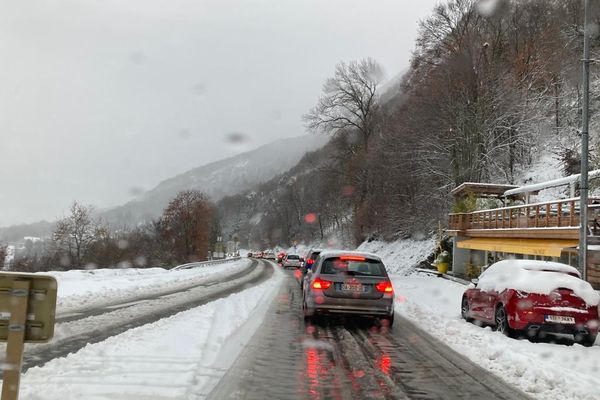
[21,259,273,371]
[208,269,532,400]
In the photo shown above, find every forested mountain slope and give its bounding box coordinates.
[218,0,600,249]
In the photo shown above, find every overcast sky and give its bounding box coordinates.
[0,0,439,226]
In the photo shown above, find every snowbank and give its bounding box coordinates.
[357,238,436,274]
[391,274,600,400]
[477,260,600,306]
[279,237,435,274]
[20,268,284,400]
[40,259,252,314]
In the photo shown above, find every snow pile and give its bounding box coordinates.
[20,269,284,400]
[391,274,600,400]
[357,237,436,274]
[477,260,600,306]
[515,152,567,202]
[41,259,252,314]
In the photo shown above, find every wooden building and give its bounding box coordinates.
[447,181,600,289]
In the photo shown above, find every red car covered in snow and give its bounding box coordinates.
[461,260,599,346]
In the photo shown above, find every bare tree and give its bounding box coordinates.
[304,58,383,151]
[0,245,6,270]
[160,191,214,263]
[53,201,108,268]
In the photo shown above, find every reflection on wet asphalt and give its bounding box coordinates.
[208,270,531,400]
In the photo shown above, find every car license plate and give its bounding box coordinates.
[544,315,575,324]
[341,284,363,292]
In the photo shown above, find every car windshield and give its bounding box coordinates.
[321,258,386,276]
[4,1,598,399]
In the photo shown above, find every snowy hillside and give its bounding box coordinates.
[102,135,328,225]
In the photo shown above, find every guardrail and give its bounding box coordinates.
[171,257,242,271]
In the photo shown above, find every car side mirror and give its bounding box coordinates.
[471,278,479,286]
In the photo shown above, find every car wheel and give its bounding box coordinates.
[461,296,473,322]
[575,333,597,347]
[302,296,313,322]
[495,305,515,338]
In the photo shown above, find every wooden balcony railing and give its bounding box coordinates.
[448,197,600,232]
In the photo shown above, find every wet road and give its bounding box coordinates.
[208,269,531,400]
[21,260,273,371]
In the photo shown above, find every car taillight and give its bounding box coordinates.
[375,281,394,293]
[312,278,332,290]
[307,259,314,265]
[340,255,366,261]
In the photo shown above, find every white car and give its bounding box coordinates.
[282,254,302,268]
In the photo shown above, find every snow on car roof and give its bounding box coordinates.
[478,260,600,306]
[493,259,581,276]
[318,250,382,261]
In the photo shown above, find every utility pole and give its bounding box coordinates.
[580,0,591,280]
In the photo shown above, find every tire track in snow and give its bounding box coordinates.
[20,260,273,372]
[208,270,531,400]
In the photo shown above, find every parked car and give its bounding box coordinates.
[302,251,395,326]
[247,252,253,258]
[461,260,600,346]
[282,254,302,269]
[263,252,276,260]
[252,252,263,258]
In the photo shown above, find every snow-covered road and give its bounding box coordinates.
[391,273,600,400]
[12,258,274,372]
[11,251,600,400]
[20,265,285,400]
[45,258,250,316]
[209,270,528,400]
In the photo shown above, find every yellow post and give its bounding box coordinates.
[2,280,30,400]
[436,262,449,274]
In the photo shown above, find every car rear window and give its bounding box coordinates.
[309,251,321,260]
[287,255,299,259]
[321,257,386,276]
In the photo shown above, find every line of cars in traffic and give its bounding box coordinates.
[248,247,599,345]
[249,248,396,327]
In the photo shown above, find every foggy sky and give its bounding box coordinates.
[0,0,439,226]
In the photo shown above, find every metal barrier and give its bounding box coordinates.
[171,257,242,271]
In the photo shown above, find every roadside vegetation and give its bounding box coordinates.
[218,0,597,249]
[8,191,217,271]
[3,0,598,268]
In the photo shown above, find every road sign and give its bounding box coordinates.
[0,272,58,400]
[0,273,57,343]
